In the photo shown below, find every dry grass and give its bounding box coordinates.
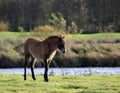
[0,32,120,67]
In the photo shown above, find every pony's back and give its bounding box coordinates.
[24,38,41,56]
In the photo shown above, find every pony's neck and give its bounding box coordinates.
[44,37,58,53]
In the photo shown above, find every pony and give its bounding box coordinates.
[23,35,65,82]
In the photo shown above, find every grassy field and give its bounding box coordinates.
[0,32,120,39]
[68,33,120,41]
[0,74,120,93]
[0,31,65,39]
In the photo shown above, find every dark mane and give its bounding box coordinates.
[44,35,62,41]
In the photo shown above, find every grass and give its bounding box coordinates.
[67,33,120,40]
[0,31,65,39]
[0,74,120,93]
[0,32,30,38]
[0,32,120,39]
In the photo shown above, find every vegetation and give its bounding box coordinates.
[0,0,120,33]
[0,1,120,92]
[0,32,120,39]
[0,21,9,31]
[0,32,120,68]
[0,74,119,93]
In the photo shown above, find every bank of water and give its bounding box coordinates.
[0,67,120,75]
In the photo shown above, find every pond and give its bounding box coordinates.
[0,67,120,75]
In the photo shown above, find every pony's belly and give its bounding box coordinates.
[32,53,43,59]
[29,49,44,59]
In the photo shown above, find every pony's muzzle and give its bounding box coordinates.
[61,49,66,54]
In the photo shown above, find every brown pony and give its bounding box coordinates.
[23,35,65,82]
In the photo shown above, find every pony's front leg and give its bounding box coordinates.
[44,58,50,82]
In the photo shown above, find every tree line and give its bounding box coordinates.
[0,0,120,33]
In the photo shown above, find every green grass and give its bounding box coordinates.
[0,31,65,39]
[0,32,31,38]
[0,74,120,93]
[0,32,120,40]
[67,33,120,40]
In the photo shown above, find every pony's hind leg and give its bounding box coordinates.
[30,56,36,80]
[24,54,29,80]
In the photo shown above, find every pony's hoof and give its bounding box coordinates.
[33,78,36,81]
[44,79,49,82]
[24,77,27,80]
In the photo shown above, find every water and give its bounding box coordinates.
[0,67,120,75]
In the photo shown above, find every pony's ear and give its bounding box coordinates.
[58,35,65,39]
[62,36,65,39]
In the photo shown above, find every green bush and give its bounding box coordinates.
[104,23,116,32]
[67,21,78,34]
[18,26,24,32]
[48,13,66,31]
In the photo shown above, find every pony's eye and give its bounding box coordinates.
[57,38,65,49]
[59,43,64,48]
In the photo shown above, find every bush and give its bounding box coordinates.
[18,26,24,32]
[48,13,66,31]
[32,25,55,32]
[104,23,116,32]
[0,21,9,31]
[67,21,78,34]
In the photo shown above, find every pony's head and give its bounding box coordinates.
[57,35,66,54]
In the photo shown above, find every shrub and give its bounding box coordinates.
[67,21,78,34]
[0,21,9,31]
[33,25,55,32]
[104,23,116,32]
[18,26,24,32]
[48,13,66,31]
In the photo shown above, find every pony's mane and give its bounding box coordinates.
[44,35,62,41]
